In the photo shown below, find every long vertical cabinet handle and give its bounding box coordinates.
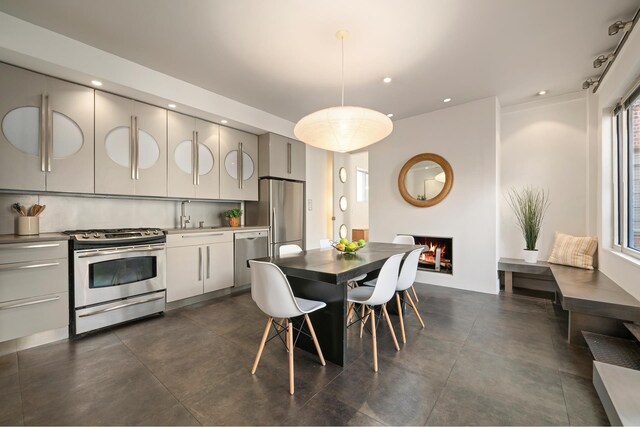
[195,131,200,186]
[192,130,197,186]
[287,142,292,174]
[46,95,52,172]
[238,142,244,190]
[206,246,210,279]
[272,207,277,247]
[134,116,140,180]
[130,116,136,180]
[40,94,46,172]
[198,247,203,281]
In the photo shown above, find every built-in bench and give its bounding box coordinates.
[498,258,640,345]
[593,360,640,426]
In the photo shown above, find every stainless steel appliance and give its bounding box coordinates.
[246,178,304,255]
[65,228,166,334]
[234,230,269,287]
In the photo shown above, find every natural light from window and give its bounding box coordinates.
[356,169,368,202]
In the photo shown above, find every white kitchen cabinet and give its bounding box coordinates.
[166,231,234,302]
[258,133,306,181]
[95,91,167,197]
[0,62,94,193]
[0,239,69,343]
[219,127,258,201]
[168,112,220,199]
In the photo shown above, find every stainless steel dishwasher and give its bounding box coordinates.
[234,230,269,287]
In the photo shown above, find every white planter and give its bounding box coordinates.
[523,249,539,263]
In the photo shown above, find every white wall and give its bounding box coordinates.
[369,97,500,294]
[304,146,332,249]
[500,93,588,260]
[346,152,369,232]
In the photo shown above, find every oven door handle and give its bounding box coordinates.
[78,294,165,318]
[78,246,165,258]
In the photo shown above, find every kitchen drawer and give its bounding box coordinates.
[0,257,68,302]
[0,291,69,343]
[166,231,233,248]
[0,240,68,264]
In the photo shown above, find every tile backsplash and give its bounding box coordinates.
[0,193,241,234]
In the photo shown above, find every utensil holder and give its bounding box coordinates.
[17,216,39,236]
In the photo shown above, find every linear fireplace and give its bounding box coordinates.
[411,235,453,274]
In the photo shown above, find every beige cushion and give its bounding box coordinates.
[548,232,598,270]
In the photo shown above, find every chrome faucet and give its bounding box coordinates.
[180,200,191,229]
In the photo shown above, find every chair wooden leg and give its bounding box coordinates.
[405,290,425,328]
[370,307,378,372]
[411,286,419,303]
[287,319,294,395]
[382,303,400,351]
[396,293,406,344]
[359,304,367,338]
[251,317,272,374]
[304,314,326,366]
[346,303,354,326]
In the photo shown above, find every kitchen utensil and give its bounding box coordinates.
[12,203,24,216]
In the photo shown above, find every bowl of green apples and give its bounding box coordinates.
[331,238,366,254]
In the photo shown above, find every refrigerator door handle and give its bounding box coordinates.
[271,207,277,246]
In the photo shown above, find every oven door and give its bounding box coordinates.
[74,244,166,308]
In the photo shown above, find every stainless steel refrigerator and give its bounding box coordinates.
[245,178,304,255]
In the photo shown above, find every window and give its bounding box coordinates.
[614,84,640,258]
[356,168,368,202]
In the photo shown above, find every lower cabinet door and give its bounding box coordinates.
[203,241,234,293]
[166,245,203,302]
[0,291,68,343]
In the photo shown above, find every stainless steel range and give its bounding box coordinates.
[65,228,166,334]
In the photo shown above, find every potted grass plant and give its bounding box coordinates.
[506,186,550,263]
[224,208,243,227]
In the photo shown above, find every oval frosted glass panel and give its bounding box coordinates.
[2,106,40,156]
[339,196,347,211]
[52,112,83,158]
[105,126,130,168]
[137,129,159,169]
[174,140,193,174]
[339,167,347,183]
[339,224,348,239]
[198,143,214,176]
[225,150,254,180]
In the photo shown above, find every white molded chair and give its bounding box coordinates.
[346,253,403,372]
[393,248,425,343]
[319,239,332,249]
[249,260,326,395]
[392,235,415,245]
[279,244,303,256]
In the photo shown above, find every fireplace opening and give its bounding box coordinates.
[411,235,453,274]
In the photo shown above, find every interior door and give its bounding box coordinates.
[45,77,94,193]
[0,62,47,191]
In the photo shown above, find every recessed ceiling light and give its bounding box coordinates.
[221,119,228,124]
[537,90,547,96]
[387,113,394,118]
[383,77,392,83]
[167,103,177,109]
[91,80,103,87]
[443,98,451,103]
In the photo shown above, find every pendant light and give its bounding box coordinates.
[294,30,393,153]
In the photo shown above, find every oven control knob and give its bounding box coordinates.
[82,233,89,239]
[93,233,100,238]
[145,230,151,235]
[153,230,160,235]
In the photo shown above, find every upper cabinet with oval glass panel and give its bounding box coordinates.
[398,153,453,207]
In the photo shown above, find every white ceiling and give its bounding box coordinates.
[0,0,637,122]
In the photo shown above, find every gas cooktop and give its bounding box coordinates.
[64,228,165,244]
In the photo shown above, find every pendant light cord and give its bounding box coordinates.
[341,34,345,107]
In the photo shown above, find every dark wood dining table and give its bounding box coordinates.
[251,242,422,366]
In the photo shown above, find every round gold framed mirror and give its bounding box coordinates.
[398,153,453,207]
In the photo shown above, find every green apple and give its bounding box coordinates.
[347,242,358,252]
[339,238,349,245]
[357,239,366,247]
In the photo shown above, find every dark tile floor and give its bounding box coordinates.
[1,284,608,426]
